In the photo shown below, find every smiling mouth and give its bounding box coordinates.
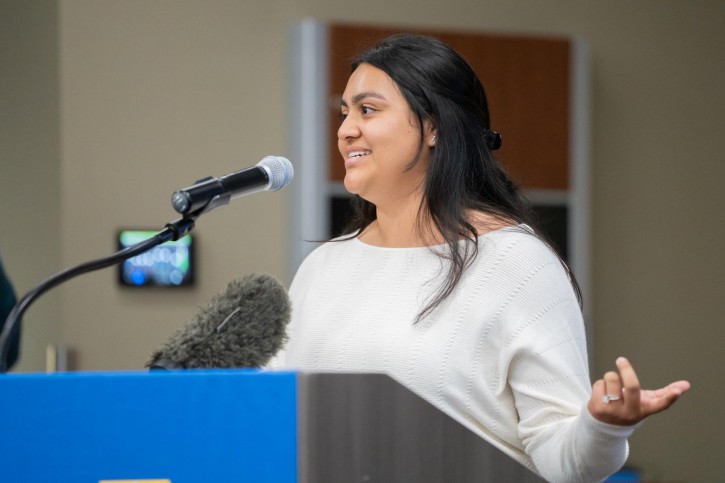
[348,151,371,159]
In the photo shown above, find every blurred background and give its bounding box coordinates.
[1,0,723,480]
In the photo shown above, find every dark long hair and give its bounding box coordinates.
[341,33,578,321]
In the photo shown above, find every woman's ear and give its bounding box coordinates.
[425,122,437,147]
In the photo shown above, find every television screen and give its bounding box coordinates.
[117,230,195,287]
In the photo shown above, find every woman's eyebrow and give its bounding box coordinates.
[340,91,387,108]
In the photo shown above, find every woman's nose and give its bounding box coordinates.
[337,114,360,141]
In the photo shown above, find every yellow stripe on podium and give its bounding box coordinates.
[99,480,171,483]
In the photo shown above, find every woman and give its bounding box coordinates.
[277,34,690,481]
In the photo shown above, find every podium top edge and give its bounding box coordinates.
[0,368,300,380]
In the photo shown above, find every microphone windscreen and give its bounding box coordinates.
[147,273,290,369]
[258,156,294,191]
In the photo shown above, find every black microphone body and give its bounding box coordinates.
[171,156,294,215]
[147,273,291,370]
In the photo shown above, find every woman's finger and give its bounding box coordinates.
[615,357,641,412]
[641,381,692,415]
[602,371,623,404]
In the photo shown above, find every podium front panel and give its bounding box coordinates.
[0,370,298,483]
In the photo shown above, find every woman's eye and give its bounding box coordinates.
[337,105,373,122]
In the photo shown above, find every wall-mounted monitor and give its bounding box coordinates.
[117,229,195,287]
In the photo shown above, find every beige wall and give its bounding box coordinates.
[0,0,61,372]
[3,0,723,480]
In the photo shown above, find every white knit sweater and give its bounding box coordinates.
[275,226,634,482]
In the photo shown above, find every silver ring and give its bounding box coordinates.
[602,394,622,404]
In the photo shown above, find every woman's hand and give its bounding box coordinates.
[588,356,691,426]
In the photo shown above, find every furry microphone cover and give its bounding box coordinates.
[147,273,290,369]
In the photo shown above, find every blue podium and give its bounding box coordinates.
[0,370,543,483]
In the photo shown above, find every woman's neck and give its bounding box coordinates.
[357,204,515,249]
[358,197,441,248]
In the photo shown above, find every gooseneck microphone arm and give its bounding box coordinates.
[0,216,196,373]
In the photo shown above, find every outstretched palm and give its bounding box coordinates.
[588,357,690,426]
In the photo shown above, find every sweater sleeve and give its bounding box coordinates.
[494,236,633,482]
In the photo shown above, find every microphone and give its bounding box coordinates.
[171,156,294,215]
[147,273,290,370]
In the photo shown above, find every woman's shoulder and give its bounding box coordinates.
[475,224,568,280]
[294,235,360,269]
[468,213,552,255]
[478,223,546,252]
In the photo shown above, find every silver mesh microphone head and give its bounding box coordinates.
[257,156,294,191]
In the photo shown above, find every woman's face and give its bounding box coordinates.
[338,63,435,208]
